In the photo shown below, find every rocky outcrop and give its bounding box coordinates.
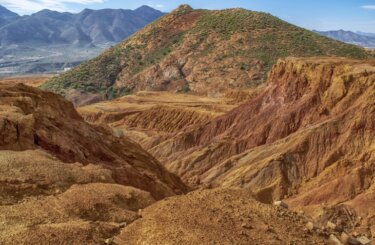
[0,83,188,199]
[0,153,156,243]
[0,83,190,244]
[2,57,374,243]
[78,91,235,149]
[145,57,375,234]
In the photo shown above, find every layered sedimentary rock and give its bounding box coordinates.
[2,56,374,243]
[0,83,187,199]
[78,91,236,149]
[0,84,188,243]
[145,57,375,234]
[0,82,334,245]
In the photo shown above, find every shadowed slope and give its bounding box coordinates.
[0,83,190,244]
[0,83,188,199]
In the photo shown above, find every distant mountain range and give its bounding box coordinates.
[0,5,164,75]
[357,31,375,38]
[0,4,19,20]
[315,29,375,48]
[0,5,164,46]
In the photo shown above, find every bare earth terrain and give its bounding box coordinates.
[78,91,247,148]
[0,6,374,244]
[76,57,375,244]
[0,75,51,87]
[0,56,374,244]
[0,82,339,244]
[0,83,188,244]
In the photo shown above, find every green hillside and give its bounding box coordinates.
[41,5,373,106]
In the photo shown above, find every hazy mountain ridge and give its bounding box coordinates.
[0,5,164,76]
[0,5,19,28]
[0,4,19,19]
[315,29,375,48]
[357,31,375,37]
[0,5,164,46]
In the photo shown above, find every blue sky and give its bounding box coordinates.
[1,0,375,32]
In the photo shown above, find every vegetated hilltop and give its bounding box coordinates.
[42,4,373,106]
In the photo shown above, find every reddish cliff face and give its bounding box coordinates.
[0,83,188,200]
[145,57,375,232]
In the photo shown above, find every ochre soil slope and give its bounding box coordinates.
[0,83,339,244]
[79,57,375,238]
[78,91,240,149]
[0,151,155,244]
[42,5,372,106]
[73,57,375,241]
[0,83,187,199]
[0,75,50,87]
[0,83,191,244]
[148,57,374,235]
[115,188,327,245]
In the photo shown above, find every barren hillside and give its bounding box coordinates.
[0,83,342,244]
[78,57,375,239]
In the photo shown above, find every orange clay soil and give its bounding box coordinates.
[0,83,334,245]
[78,57,375,240]
[0,75,51,87]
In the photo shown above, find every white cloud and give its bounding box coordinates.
[361,5,375,10]
[146,1,165,9]
[0,0,105,14]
